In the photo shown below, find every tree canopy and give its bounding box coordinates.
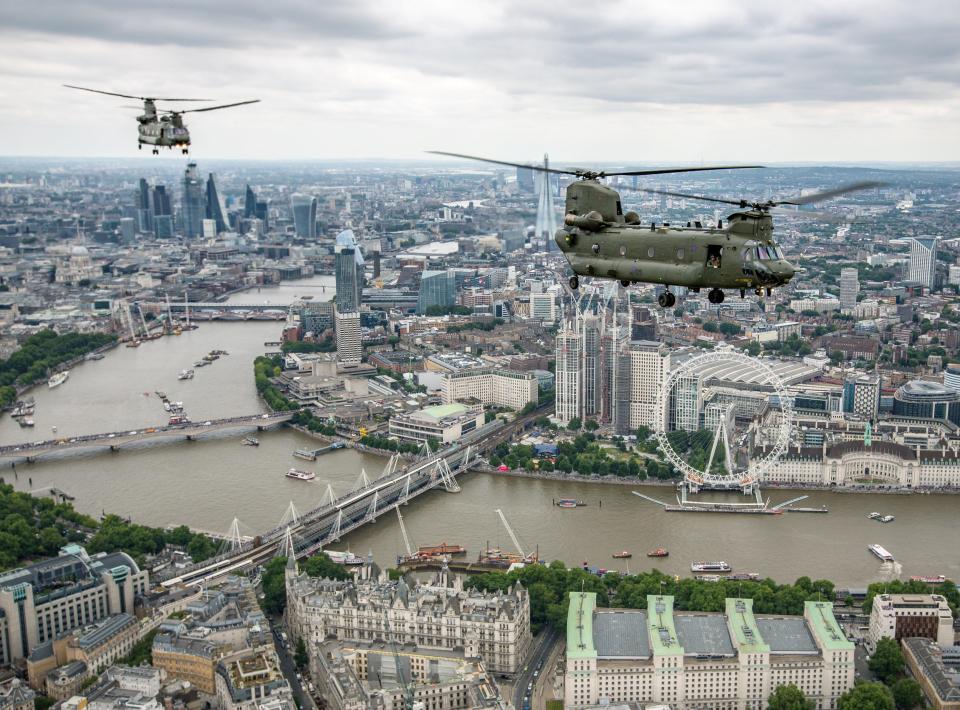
[768,683,815,710]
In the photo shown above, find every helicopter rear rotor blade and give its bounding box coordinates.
[604,165,764,178]
[161,99,260,114]
[623,185,746,207]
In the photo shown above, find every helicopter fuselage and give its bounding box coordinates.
[556,181,795,296]
[137,118,190,147]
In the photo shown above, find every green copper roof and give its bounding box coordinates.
[647,595,683,656]
[726,598,770,654]
[566,592,597,660]
[805,601,854,652]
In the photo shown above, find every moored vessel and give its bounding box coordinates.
[691,561,732,573]
[910,575,946,584]
[48,371,70,388]
[556,498,586,508]
[417,542,466,557]
[647,548,669,558]
[612,550,632,559]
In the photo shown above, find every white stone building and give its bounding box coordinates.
[565,593,854,710]
[868,594,954,650]
[285,567,531,675]
[629,340,670,429]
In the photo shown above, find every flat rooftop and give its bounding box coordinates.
[756,618,818,654]
[593,611,650,659]
[675,614,735,657]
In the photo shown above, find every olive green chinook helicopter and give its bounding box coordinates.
[430,151,882,307]
[65,85,259,154]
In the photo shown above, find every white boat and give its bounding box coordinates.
[48,371,69,388]
[178,369,195,380]
[867,512,881,520]
[325,550,365,565]
[879,515,895,523]
[868,544,894,562]
[286,468,316,481]
[691,561,732,573]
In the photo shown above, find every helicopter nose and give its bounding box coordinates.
[778,261,796,283]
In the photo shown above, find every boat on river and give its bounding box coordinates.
[612,550,632,559]
[556,498,586,508]
[868,544,894,562]
[48,371,69,388]
[647,548,669,558]
[286,468,316,481]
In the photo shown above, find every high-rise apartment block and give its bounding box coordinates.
[839,267,859,310]
[908,237,939,289]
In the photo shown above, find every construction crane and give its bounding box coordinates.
[495,508,526,560]
[395,507,415,560]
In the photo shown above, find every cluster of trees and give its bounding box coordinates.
[262,554,350,615]
[119,628,157,667]
[359,432,434,455]
[763,333,813,357]
[467,565,843,633]
[0,330,116,406]
[88,515,218,566]
[0,484,220,572]
[281,338,336,353]
[425,304,472,317]
[290,409,338,436]
[446,318,505,333]
[253,355,297,411]
[488,433,671,480]
[702,320,743,337]
[665,429,728,476]
[0,482,98,570]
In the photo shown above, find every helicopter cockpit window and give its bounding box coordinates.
[706,244,722,269]
[757,245,772,260]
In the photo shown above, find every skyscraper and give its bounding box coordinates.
[417,270,455,314]
[291,194,317,238]
[839,267,859,311]
[335,310,362,364]
[555,321,581,424]
[629,341,671,429]
[204,173,228,234]
[843,373,881,420]
[670,372,702,432]
[151,185,173,238]
[334,229,364,313]
[516,165,535,193]
[136,178,152,232]
[534,154,558,252]
[907,237,939,289]
[581,315,601,417]
[244,185,257,218]
[181,163,204,239]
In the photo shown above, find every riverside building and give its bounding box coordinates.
[285,567,532,675]
[0,545,148,664]
[564,593,854,710]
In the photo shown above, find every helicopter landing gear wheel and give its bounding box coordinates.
[138,144,142,150]
[657,291,676,308]
[182,148,189,155]
[569,275,579,290]
[755,288,763,296]
[620,279,630,288]
[708,289,725,304]
[766,288,772,297]
[740,289,746,299]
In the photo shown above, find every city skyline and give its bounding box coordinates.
[1,1,959,161]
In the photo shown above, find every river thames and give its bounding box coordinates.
[2,280,958,586]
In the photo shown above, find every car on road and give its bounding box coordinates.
[129,431,138,435]
[203,421,212,426]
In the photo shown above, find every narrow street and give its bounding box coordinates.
[512,626,561,710]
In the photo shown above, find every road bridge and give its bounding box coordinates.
[160,420,508,588]
[0,412,293,462]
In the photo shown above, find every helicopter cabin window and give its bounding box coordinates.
[647,247,655,258]
[592,243,600,254]
[706,244,722,269]
[676,248,684,261]
[619,245,627,257]
[616,200,623,216]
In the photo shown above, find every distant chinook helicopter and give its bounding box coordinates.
[64,85,259,154]
[430,151,882,307]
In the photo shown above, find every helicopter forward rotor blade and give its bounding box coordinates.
[429,151,764,179]
[427,151,585,177]
[768,206,845,223]
[65,84,212,101]
[603,165,764,177]
[775,181,886,206]
[162,99,260,114]
[623,186,746,207]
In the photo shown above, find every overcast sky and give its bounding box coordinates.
[2,0,958,163]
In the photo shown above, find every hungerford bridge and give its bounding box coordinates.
[159,420,507,589]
